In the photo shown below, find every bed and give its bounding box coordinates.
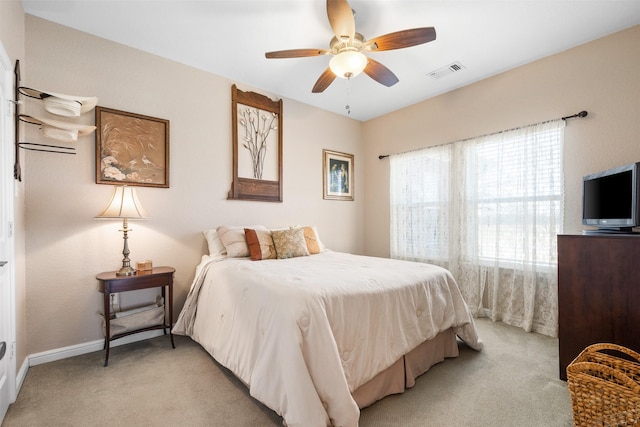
[173,226,482,427]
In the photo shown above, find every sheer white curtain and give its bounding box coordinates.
[390,120,565,336]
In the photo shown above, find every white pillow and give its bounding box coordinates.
[216,225,267,258]
[203,229,226,257]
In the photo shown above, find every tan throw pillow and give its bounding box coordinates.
[302,226,321,254]
[216,225,266,258]
[291,225,325,254]
[244,228,276,261]
[271,228,310,259]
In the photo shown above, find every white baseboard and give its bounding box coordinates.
[15,358,28,397]
[13,330,165,400]
[29,330,165,366]
[12,330,164,406]
[12,330,167,404]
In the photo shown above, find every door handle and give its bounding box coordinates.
[0,342,6,361]
[0,261,7,267]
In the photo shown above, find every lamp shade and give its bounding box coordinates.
[329,51,368,79]
[95,186,148,220]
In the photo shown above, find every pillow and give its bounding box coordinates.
[244,228,277,261]
[291,225,325,254]
[203,229,226,257]
[271,228,310,259]
[216,225,267,258]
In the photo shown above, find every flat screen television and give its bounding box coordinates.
[582,162,640,233]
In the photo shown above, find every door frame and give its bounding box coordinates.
[0,41,17,422]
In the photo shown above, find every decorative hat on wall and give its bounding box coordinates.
[12,59,100,182]
[18,87,98,117]
[18,114,96,142]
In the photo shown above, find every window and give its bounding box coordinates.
[390,120,565,335]
[390,145,451,262]
[391,121,563,268]
[467,126,563,266]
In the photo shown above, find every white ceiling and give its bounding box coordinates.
[21,0,640,121]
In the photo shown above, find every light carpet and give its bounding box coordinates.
[2,318,573,426]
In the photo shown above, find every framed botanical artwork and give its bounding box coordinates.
[95,106,170,188]
[228,84,283,202]
[323,149,354,201]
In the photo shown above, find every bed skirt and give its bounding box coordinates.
[352,329,459,409]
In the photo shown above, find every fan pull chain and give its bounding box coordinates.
[345,78,351,115]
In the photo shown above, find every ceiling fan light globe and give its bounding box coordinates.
[330,51,367,79]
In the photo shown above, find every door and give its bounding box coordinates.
[0,43,16,422]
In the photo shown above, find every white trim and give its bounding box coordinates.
[12,331,165,400]
[0,41,17,424]
[0,41,11,75]
[15,357,27,395]
[28,330,164,366]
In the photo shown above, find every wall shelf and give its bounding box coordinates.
[13,60,97,181]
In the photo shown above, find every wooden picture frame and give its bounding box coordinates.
[95,106,170,188]
[228,84,283,202]
[323,149,354,201]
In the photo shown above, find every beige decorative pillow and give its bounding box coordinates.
[244,228,276,261]
[291,225,325,254]
[216,225,267,258]
[271,228,310,259]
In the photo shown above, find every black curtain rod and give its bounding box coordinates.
[378,110,588,160]
[561,110,588,121]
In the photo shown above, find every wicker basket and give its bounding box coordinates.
[567,343,640,427]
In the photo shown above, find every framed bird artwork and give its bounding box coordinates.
[95,106,170,188]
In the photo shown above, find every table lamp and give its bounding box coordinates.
[95,185,149,276]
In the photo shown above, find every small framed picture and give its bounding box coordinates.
[95,106,170,188]
[323,149,354,201]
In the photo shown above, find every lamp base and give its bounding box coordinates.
[116,266,137,276]
[116,217,136,276]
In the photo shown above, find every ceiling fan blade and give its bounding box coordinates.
[366,27,436,51]
[265,49,329,59]
[326,0,355,40]
[363,58,399,87]
[312,68,337,93]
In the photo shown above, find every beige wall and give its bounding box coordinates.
[362,25,640,258]
[0,0,27,370]
[24,16,364,354]
[18,17,640,355]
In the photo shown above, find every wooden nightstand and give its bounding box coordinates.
[96,266,176,366]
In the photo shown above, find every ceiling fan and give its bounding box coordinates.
[265,0,436,93]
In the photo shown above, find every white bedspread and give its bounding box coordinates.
[173,251,482,427]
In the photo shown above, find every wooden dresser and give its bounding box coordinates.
[557,234,640,380]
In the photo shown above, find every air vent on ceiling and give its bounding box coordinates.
[428,62,465,80]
